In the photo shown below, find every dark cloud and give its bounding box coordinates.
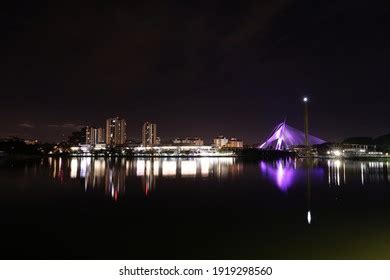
[48,123,84,129]
[1,0,390,143]
[18,123,34,128]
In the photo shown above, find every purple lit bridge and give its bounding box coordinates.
[259,121,325,150]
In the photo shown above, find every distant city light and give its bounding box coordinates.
[333,150,342,157]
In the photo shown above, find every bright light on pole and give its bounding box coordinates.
[303,96,309,146]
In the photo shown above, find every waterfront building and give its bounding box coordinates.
[106,117,126,146]
[172,137,204,146]
[70,144,92,154]
[142,122,157,147]
[94,143,107,151]
[126,139,142,148]
[226,138,244,149]
[213,135,229,148]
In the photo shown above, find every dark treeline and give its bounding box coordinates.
[343,134,390,152]
[0,138,53,155]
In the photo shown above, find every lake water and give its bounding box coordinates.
[0,156,389,259]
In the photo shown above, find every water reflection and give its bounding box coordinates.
[259,158,324,192]
[48,157,390,200]
[259,158,390,191]
[259,158,298,192]
[259,158,316,224]
[49,157,241,198]
[327,160,390,186]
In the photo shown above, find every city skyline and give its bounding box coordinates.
[2,113,389,146]
[2,0,390,264]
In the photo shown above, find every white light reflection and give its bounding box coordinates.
[162,161,177,176]
[181,160,197,177]
[335,160,341,186]
[200,158,210,176]
[136,160,146,176]
[53,158,57,178]
[145,160,151,176]
[327,159,343,187]
[153,160,160,176]
[70,158,78,178]
[79,158,90,179]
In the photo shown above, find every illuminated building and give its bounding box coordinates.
[214,136,242,149]
[226,138,244,149]
[172,137,204,146]
[106,117,126,146]
[86,126,106,145]
[86,126,98,145]
[142,122,157,147]
[97,127,105,143]
[213,135,228,148]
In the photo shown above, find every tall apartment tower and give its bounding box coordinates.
[142,122,157,147]
[86,126,106,145]
[106,117,126,146]
[97,127,105,144]
[86,126,97,145]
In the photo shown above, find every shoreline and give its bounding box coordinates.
[2,152,389,161]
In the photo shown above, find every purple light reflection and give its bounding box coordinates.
[259,159,324,192]
[260,160,296,192]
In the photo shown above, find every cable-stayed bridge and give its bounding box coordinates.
[259,121,325,150]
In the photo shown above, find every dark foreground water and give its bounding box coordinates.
[0,156,390,259]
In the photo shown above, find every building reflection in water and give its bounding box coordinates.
[49,157,390,198]
[327,160,389,187]
[134,158,241,195]
[49,157,241,198]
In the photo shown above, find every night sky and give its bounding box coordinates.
[1,0,390,144]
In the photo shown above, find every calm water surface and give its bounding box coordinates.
[0,157,390,259]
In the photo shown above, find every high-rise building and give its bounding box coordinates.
[97,127,105,144]
[142,122,157,147]
[106,117,126,146]
[86,127,106,145]
[86,126,97,145]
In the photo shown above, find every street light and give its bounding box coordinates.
[303,96,309,146]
